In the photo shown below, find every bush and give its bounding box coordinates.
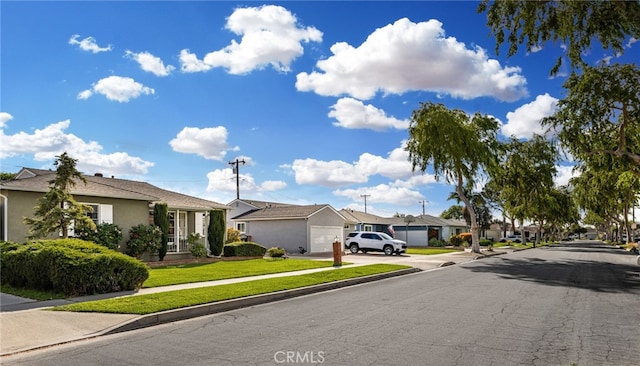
[187,232,207,258]
[223,242,267,257]
[459,232,472,244]
[226,228,241,244]
[126,224,162,258]
[449,235,463,247]
[428,238,446,247]
[479,239,493,247]
[267,247,286,258]
[75,222,123,251]
[1,239,149,296]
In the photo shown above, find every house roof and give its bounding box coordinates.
[228,198,298,209]
[339,209,391,224]
[233,204,342,221]
[2,168,230,211]
[387,214,468,228]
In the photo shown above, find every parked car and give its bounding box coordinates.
[345,231,407,255]
[499,235,522,243]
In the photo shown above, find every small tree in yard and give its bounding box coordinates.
[153,203,169,261]
[24,152,96,239]
[208,210,225,256]
[406,102,499,253]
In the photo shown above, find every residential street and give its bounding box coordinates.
[4,242,639,366]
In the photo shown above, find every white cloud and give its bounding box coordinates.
[78,76,155,102]
[501,93,559,139]
[626,37,638,48]
[179,5,322,75]
[68,34,112,53]
[205,168,286,193]
[286,142,430,187]
[296,18,527,101]
[125,50,175,77]
[0,119,153,175]
[169,126,239,161]
[329,98,409,131]
[0,112,13,128]
[334,182,424,206]
[554,165,577,187]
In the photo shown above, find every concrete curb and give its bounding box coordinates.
[102,267,422,335]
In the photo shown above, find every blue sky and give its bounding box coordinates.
[2,1,637,217]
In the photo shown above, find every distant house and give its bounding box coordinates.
[339,209,394,236]
[387,214,468,246]
[0,168,230,257]
[229,199,346,254]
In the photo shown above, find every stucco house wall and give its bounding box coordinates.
[246,219,307,253]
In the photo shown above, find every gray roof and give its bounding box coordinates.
[2,168,230,211]
[387,214,468,228]
[340,209,391,224]
[233,204,339,221]
[229,198,298,209]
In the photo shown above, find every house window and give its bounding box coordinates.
[87,204,99,225]
[364,224,373,231]
[83,203,113,225]
[236,222,246,233]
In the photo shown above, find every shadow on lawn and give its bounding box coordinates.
[466,245,640,294]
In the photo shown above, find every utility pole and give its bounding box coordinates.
[360,194,371,213]
[229,158,246,199]
[419,200,427,216]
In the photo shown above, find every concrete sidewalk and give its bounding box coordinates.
[0,250,496,356]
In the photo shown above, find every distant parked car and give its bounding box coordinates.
[345,231,407,255]
[500,235,522,243]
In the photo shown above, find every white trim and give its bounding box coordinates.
[0,194,7,242]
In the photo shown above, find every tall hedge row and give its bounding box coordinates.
[0,239,149,296]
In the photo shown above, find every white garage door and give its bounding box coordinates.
[310,226,344,253]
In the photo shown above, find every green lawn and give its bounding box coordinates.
[144,258,338,288]
[406,247,461,255]
[0,284,66,301]
[53,264,410,315]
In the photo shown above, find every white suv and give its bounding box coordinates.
[345,232,407,255]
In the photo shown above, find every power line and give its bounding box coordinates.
[360,193,371,213]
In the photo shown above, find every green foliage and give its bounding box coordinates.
[0,239,148,296]
[223,242,267,257]
[24,152,96,239]
[153,203,170,261]
[267,247,286,258]
[428,238,445,247]
[441,205,464,220]
[0,172,16,181]
[188,232,207,258]
[126,224,162,258]
[478,0,640,75]
[75,222,123,251]
[479,239,493,247]
[226,228,241,244]
[208,210,225,256]
[448,235,463,247]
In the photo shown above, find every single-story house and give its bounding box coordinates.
[339,209,394,236]
[0,168,230,258]
[387,214,469,246]
[229,200,346,254]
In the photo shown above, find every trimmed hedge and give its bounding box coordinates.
[0,239,149,297]
[223,241,267,257]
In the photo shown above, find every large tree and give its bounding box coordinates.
[24,152,95,239]
[478,0,640,75]
[407,102,499,253]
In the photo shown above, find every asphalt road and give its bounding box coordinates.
[4,241,639,366]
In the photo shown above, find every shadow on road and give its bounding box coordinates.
[465,247,640,293]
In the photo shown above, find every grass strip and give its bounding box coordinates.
[0,284,66,301]
[144,258,338,288]
[406,248,461,255]
[53,264,410,315]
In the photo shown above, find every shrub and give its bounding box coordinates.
[188,232,207,258]
[428,238,445,247]
[449,235,463,247]
[479,239,493,247]
[1,239,148,296]
[153,203,170,261]
[267,247,286,258]
[223,242,267,257]
[75,222,123,251]
[226,228,241,244]
[459,232,472,244]
[126,224,162,258]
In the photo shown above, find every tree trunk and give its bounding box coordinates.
[457,175,480,253]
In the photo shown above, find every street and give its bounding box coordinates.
[4,242,639,366]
